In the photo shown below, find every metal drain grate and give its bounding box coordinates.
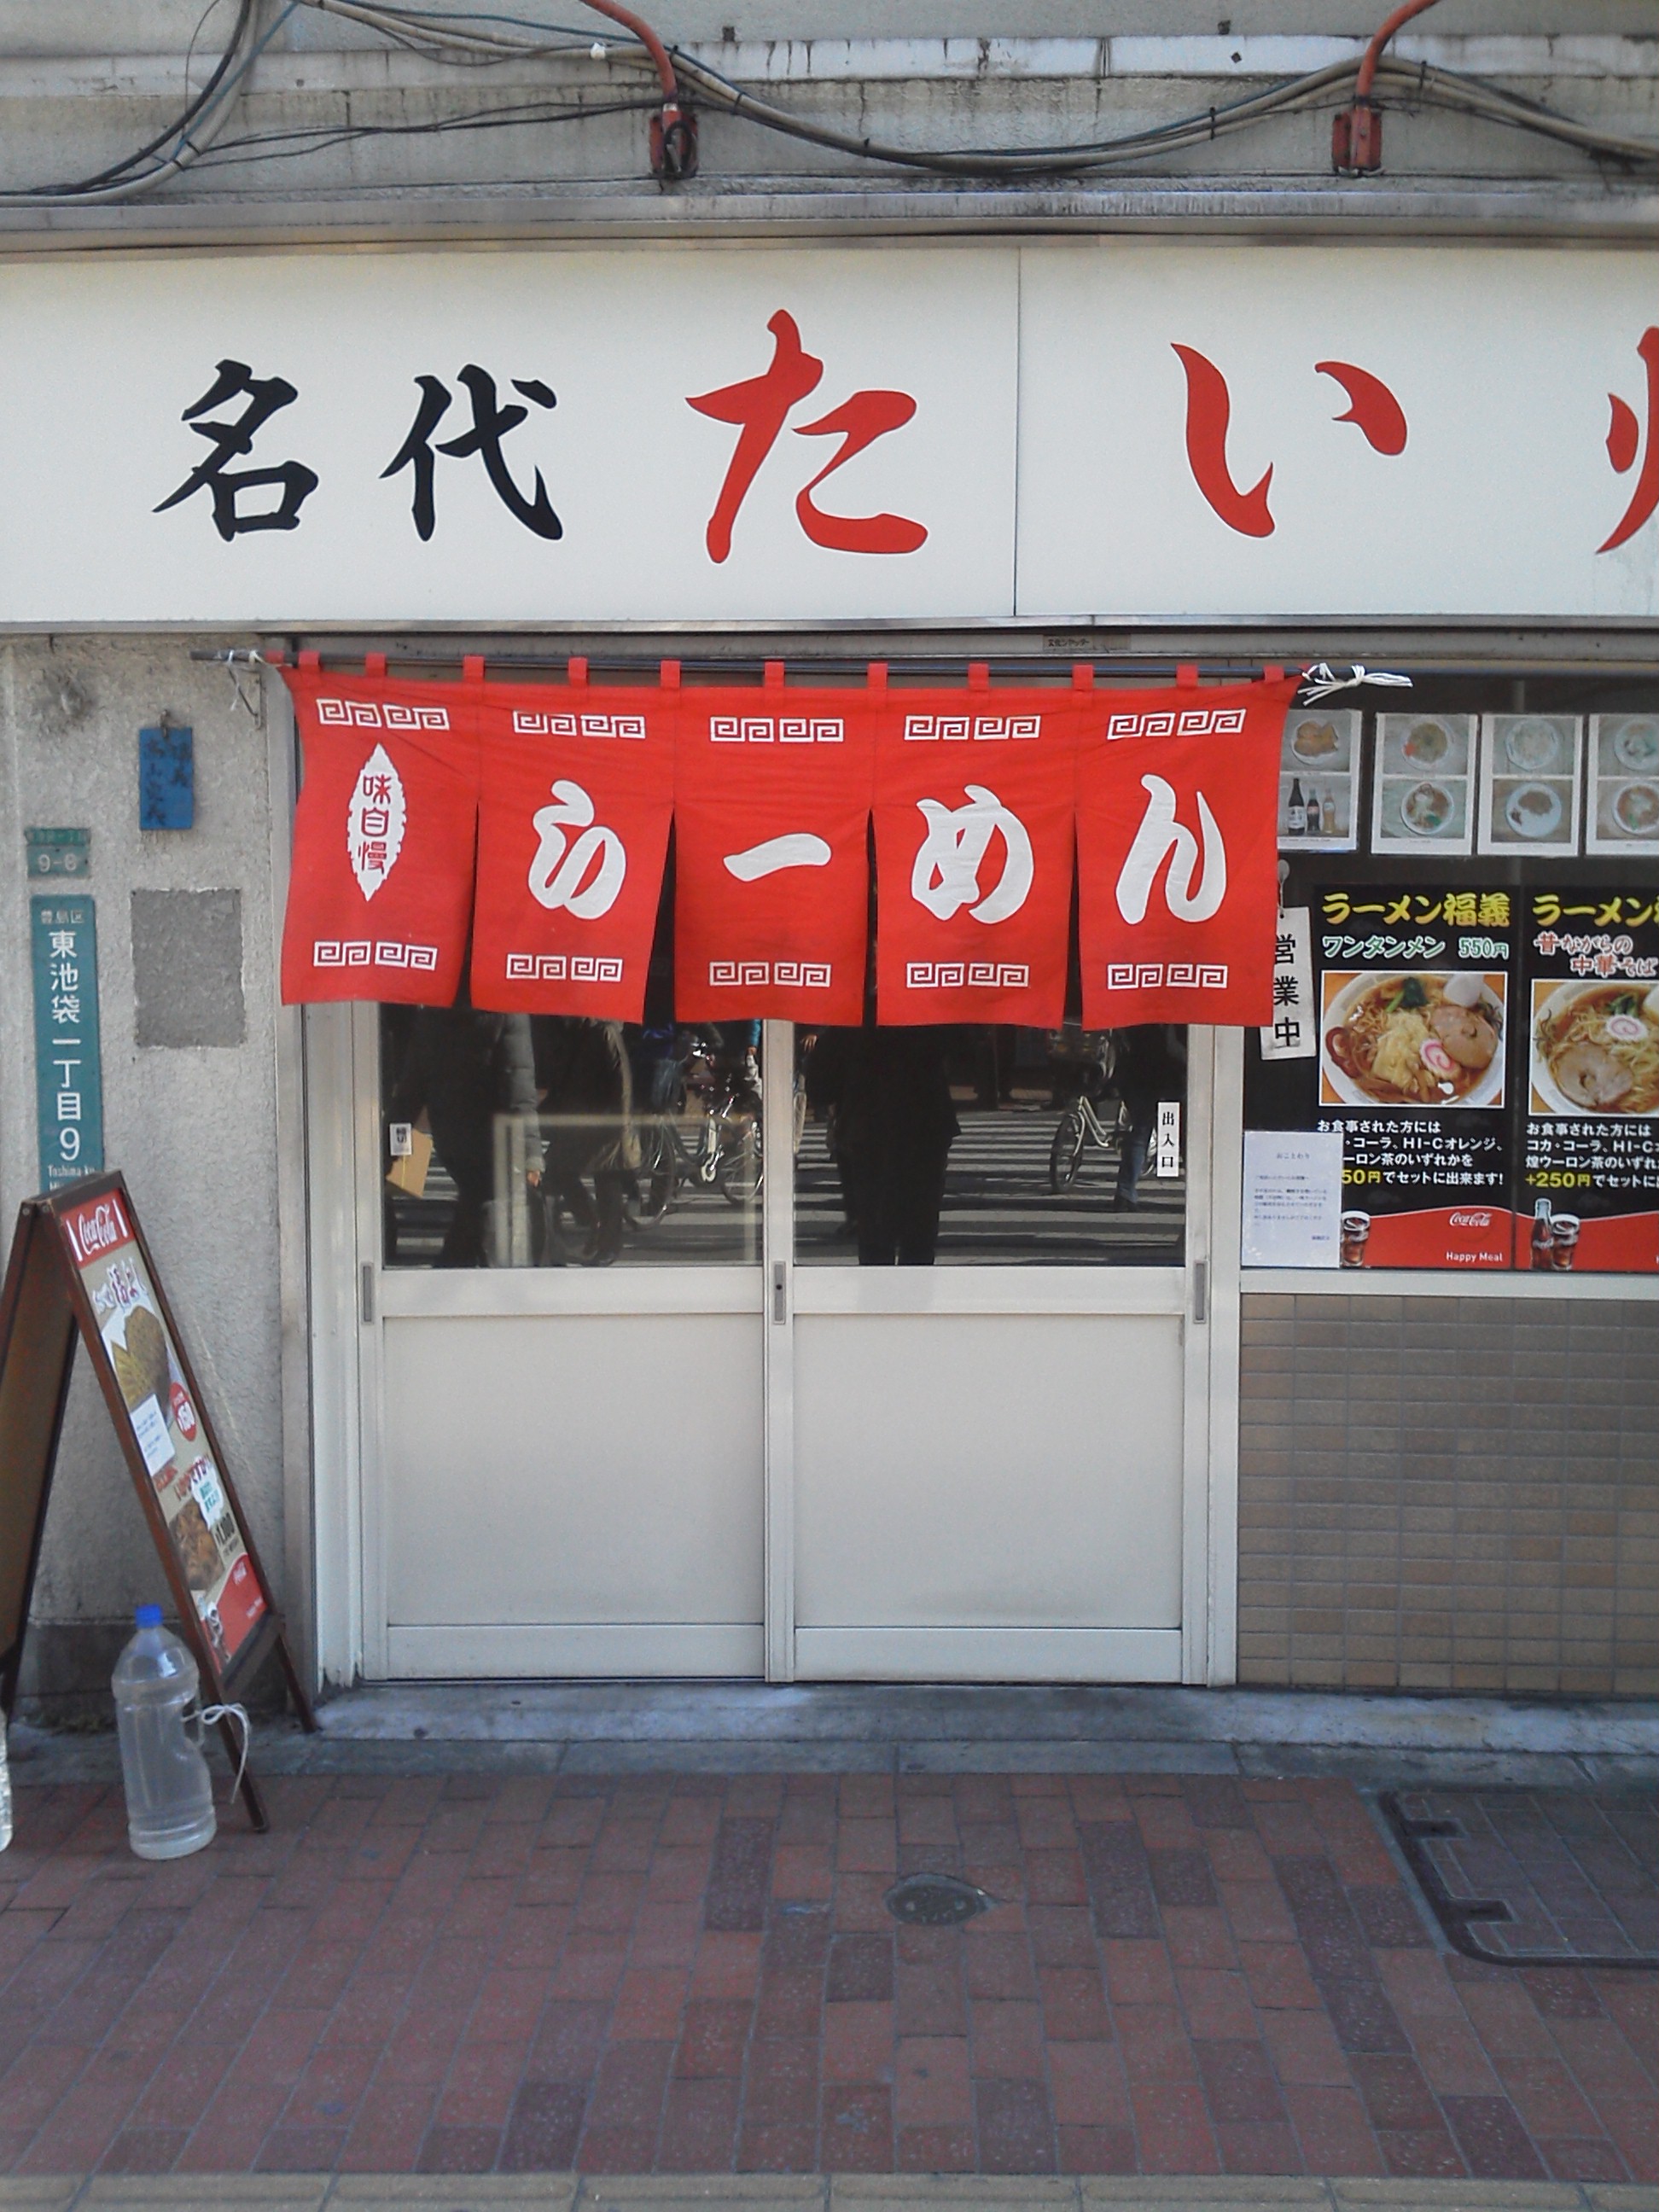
[1382,1788,1657,1970]
[884,1872,994,1926]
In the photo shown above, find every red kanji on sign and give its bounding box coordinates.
[1171,346,1408,539]
[687,311,928,563]
[1601,327,1659,555]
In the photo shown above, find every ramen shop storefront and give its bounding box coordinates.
[3,238,1654,1694]
[290,655,1300,1685]
[293,658,1658,1694]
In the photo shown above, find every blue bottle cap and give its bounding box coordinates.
[135,1603,163,1627]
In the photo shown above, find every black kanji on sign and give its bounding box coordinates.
[154,359,319,539]
[383,366,562,542]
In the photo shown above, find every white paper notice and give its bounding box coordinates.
[1242,1130,1344,1268]
[130,1393,176,1476]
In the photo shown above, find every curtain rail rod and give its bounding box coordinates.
[197,650,1293,679]
[191,649,1659,683]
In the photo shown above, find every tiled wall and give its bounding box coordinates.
[1237,1292,1658,1697]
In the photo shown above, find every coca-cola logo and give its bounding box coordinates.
[67,1196,129,1260]
[1448,1211,1493,1227]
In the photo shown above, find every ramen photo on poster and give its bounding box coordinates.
[1320,969,1508,1111]
[68,1203,268,1669]
[1529,978,1659,1117]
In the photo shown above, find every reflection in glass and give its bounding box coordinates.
[800,1027,958,1265]
[795,1024,1187,1266]
[382,998,538,1267]
[381,1008,764,1267]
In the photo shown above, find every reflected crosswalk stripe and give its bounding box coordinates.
[390,1109,1185,1270]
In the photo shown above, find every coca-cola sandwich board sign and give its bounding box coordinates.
[0,1173,314,1825]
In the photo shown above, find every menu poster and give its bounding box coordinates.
[1314,884,1515,1268]
[1518,890,1659,1274]
[55,1184,268,1667]
[1278,708,1359,852]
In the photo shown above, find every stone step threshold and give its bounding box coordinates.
[3,2174,1652,2211]
[15,1682,1659,1793]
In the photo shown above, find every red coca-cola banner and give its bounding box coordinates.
[280,661,480,1007]
[673,672,876,1025]
[470,666,677,1021]
[872,675,1085,1027]
[1076,673,1300,1027]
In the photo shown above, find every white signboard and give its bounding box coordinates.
[0,248,1017,628]
[0,243,1652,627]
[1242,1130,1344,1270]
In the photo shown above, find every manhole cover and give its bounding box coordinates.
[1382,1789,1657,1970]
[884,1873,993,1926]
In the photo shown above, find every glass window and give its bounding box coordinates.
[380,1007,764,1267]
[794,1023,1187,1266]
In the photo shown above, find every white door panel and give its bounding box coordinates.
[793,1312,1184,1635]
[382,1312,764,1644]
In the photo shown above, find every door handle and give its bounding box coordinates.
[360,1261,376,1326]
[771,1262,788,1324]
[1190,1259,1208,1326]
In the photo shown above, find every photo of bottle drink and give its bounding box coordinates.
[1530,1200,1555,1267]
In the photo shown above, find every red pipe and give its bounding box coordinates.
[1354,0,1441,98]
[577,0,697,178]
[1333,0,1440,172]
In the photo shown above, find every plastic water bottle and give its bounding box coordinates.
[112,1605,216,1860]
[0,1714,12,1852]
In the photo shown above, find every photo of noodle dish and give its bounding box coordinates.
[1320,970,1507,1109]
[1530,979,1659,1116]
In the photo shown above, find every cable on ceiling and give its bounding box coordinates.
[0,0,1651,206]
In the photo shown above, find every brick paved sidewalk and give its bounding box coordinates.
[0,1773,1652,2185]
